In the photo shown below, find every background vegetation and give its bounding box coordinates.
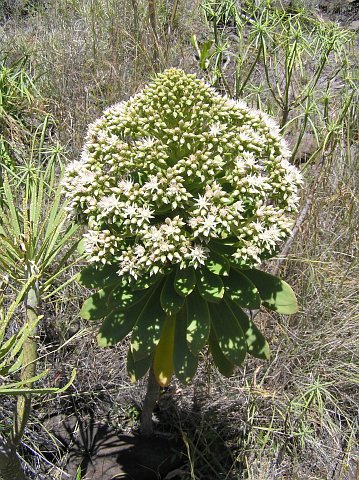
[0,0,358,479]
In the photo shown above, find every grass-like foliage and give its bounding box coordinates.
[0,125,78,478]
[0,55,43,170]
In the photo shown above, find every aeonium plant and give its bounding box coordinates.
[63,68,302,387]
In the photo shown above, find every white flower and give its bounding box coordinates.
[245,174,269,189]
[140,137,156,148]
[143,175,162,192]
[118,178,134,195]
[136,205,154,225]
[194,214,219,238]
[193,194,212,212]
[232,200,245,214]
[186,244,209,268]
[259,225,282,249]
[209,122,225,136]
[98,194,122,216]
[63,68,302,278]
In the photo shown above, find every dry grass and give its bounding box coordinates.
[0,1,358,479]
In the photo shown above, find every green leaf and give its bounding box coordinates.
[80,286,115,320]
[196,268,224,303]
[132,272,163,291]
[208,239,237,257]
[160,272,185,315]
[186,289,210,355]
[173,308,198,384]
[127,349,152,382]
[2,172,21,238]
[0,368,76,396]
[208,328,235,377]
[0,335,17,361]
[225,268,261,309]
[209,302,247,366]
[97,295,150,347]
[242,269,298,314]
[206,250,230,276]
[6,351,23,374]
[130,281,167,361]
[77,263,120,289]
[109,283,150,310]
[77,238,86,254]
[225,298,270,360]
[174,266,196,297]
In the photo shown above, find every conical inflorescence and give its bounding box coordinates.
[63,68,302,385]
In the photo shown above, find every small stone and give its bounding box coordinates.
[348,20,359,31]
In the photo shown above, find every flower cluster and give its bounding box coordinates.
[63,68,302,281]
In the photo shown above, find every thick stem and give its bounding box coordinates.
[0,438,29,480]
[12,280,38,446]
[140,364,160,437]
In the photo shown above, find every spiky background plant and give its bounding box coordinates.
[0,129,78,479]
[63,68,301,399]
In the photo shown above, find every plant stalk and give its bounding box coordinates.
[0,439,30,480]
[12,279,38,446]
[148,0,160,67]
[140,363,160,437]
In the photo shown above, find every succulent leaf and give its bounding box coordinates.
[225,268,261,309]
[206,250,230,276]
[173,309,198,384]
[97,292,152,347]
[225,297,270,359]
[209,302,247,366]
[243,269,298,314]
[127,349,152,382]
[153,315,175,387]
[196,268,224,303]
[81,288,114,321]
[186,289,210,355]
[130,281,167,361]
[160,271,185,315]
[174,266,196,297]
[208,328,235,377]
[77,263,120,289]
